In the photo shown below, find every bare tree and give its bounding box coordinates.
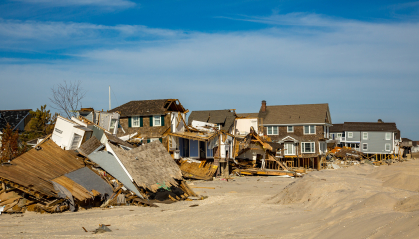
[49,80,87,118]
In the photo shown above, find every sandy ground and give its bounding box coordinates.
[2,160,419,238]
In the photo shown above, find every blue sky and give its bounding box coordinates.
[0,0,419,139]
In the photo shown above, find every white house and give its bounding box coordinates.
[51,116,93,150]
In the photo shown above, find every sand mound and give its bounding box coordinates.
[266,174,352,209]
[350,193,398,211]
[394,195,419,212]
[382,173,419,192]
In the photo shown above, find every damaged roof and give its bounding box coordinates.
[0,109,31,131]
[0,138,85,197]
[77,136,103,157]
[105,132,134,149]
[259,104,331,125]
[236,113,259,118]
[108,141,183,192]
[188,110,236,131]
[109,99,186,117]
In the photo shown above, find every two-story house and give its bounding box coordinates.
[330,120,400,158]
[258,101,332,169]
[109,99,187,146]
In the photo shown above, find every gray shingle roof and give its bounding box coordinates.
[110,99,185,117]
[78,136,103,157]
[109,99,168,117]
[0,109,31,131]
[188,110,236,131]
[259,104,331,125]
[329,123,344,132]
[236,113,259,118]
[108,141,182,192]
[342,122,399,132]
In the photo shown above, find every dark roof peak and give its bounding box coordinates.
[109,99,185,117]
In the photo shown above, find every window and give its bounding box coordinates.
[287,126,294,132]
[70,134,82,150]
[267,126,278,135]
[385,133,391,140]
[385,143,391,151]
[153,115,161,126]
[362,143,368,150]
[150,138,159,143]
[284,143,295,155]
[110,119,117,130]
[132,116,140,127]
[337,133,342,138]
[348,132,353,138]
[304,125,315,134]
[363,132,368,140]
[301,142,315,153]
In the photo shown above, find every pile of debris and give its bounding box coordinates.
[0,116,198,215]
[232,128,296,177]
[334,147,364,160]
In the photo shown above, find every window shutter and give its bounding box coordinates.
[128,117,132,128]
[150,116,153,126]
[140,116,143,127]
[159,138,162,143]
[161,115,165,126]
[147,139,150,143]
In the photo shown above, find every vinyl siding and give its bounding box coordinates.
[360,132,393,154]
[345,131,360,142]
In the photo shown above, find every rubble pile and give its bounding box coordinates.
[0,116,198,215]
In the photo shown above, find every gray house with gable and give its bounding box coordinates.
[330,120,400,155]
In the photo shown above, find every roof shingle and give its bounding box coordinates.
[259,103,331,125]
[188,110,236,131]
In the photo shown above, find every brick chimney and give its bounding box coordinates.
[261,100,266,113]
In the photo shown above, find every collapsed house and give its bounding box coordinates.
[0,137,113,213]
[0,111,199,214]
[77,108,121,135]
[164,120,235,179]
[233,128,295,176]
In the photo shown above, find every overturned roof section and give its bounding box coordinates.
[259,103,331,125]
[88,150,143,197]
[0,109,31,131]
[0,138,85,197]
[108,141,183,192]
[188,110,236,131]
[109,99,186,117]
[78,136,103,157]
[105,132,134,149]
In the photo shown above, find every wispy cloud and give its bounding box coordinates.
[0,19,185,51]
[1,13,419,138]
[12,0,136,7]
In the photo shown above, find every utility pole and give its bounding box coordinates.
[109,85,111,111]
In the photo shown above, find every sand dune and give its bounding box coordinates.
[2,160,419,238]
